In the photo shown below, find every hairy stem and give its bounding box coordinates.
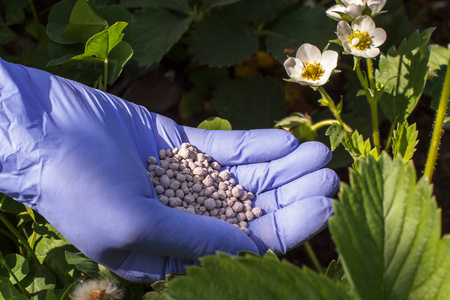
[424,58,450,181]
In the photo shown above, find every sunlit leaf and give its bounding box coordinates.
[197,117,232,130]
[326,124,346,151]
[378,28,434,123]
[169,253,348,299]
[22,265,56,298]
[0,277,28,300]
[391,121,418,163]
[0,254,29,284]
[329,154,450,300]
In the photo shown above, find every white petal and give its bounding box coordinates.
[368,0,386,14]
[346,4,365,18]
[326,5,347,20]
[296,43,322,64]
[320,50,339,71]
[337,21,352,42]
[283,57,297,78]
[371,28,387,47]
[352,15,375,32]
[362,47,380,58]
[342,40,353,54]
[316,69,333,86]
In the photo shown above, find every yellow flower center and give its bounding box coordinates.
[302,61,324,81]
[349,30,372,50]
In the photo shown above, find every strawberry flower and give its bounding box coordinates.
[284,43,339,87]
[337,16,387,58]
[326,0,387,21]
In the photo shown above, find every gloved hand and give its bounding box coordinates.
[0,58,339,283]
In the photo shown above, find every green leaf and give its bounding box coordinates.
[266,7,336,62]
[212,77,287,129]
[0,277,28,300]
[120,0,191,12]
[45,289,58,300]
[0,194,27,214]
[428,44,450,76]
[46,0,79,44]
[188,7,258,67]
[329,154,450,300]
[107,41,133,85]
[430,64,449,115]
[325,124,346,151]
[130,7,191,67]
[0,254,29,284]
[233,0,295,25]
[60,0,108,43]
[200,0,241,11]
[198,117,232,130]
[274,113,317,143]
[5,4,25,25]
[64,251,114,281]
[0,26,15,45]
[378,28,434,123]
[31,222,79,288]
[391,121,418,163]
[22,265,56,298]
[341,130,374,166]
[169,253,348,299]
[49,21,129,66]
[179,67,229,120]
[65,251,100,278]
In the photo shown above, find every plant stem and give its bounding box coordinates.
[28,0,39,25]
[356,59,381,154]
[0,213,39,264]
[304,241,322,274]
[102,58,108,92]
[317,86,344,127]
[424,58,450,181]
[384,119,398,151]
[311,119,341,131]
[0,250,30,297]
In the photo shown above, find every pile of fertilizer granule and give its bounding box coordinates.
[147,143,263,234]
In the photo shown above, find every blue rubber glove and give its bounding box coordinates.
[0,58,339,283]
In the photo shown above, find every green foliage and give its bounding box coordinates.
[341,130,378,169]
[0,1,26,45]
[325,124,346,151]
[378,29,434,123]
[130,7,191,67]
[391,121,418,163]
[198,117,232,130]
[169,252,348,299]
[275,113,317,143]
[31,223,79,288]
[0,254,29,284]
[429,45,450,122]
[22,265,56,299]
[0,277,28,300]
[266,6,336,62]
[188,7,258,67]
[60,0,108,43]
[179,67,229,120]
[329,154,450,300]
[212,77,287,129]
